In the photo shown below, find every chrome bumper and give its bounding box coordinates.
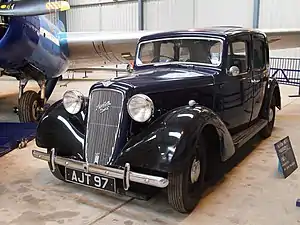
[32,150,169,190]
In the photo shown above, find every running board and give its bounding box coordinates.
[232,119,268,149]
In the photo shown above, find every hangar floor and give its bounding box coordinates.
[0,74,300,225]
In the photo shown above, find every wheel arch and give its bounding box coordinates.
[201,124,222,181]
[114,104,235,174]
[267,78,281,110]
[260,78,281,119]
[166,123,223,213]
[273,85,281,110]
[202,124,220,157]
[35,99,86,158]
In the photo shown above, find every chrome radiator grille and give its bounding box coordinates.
[85,89,124,165]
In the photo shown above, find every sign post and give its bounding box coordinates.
[274,136,298,178]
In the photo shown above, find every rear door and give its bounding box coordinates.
[220,33,254,132]
[250,33,268,121]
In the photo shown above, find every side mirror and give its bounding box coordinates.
[126,63,133,73]
[228,66,240,76]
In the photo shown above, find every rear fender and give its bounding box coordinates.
[260,77,281,119]
[36,99,86,158]
[114,105,235,173]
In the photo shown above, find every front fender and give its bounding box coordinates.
[36,99,86,158]
[114,105,235,173]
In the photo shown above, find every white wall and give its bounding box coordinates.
[45,12,59,25]
[65,0,300,58]
[67,5,101,31]
[144,0,194,30]
[259,0,300,57]
[67,0,255,31]
[100,1,138,31]
[194,0,253,28]
[135,0,254,30]
[66,0,138,31]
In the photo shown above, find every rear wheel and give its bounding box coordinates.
[18,90,42,123]
[167,136,207,213]
[260,97,276,138]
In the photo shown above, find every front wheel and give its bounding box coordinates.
[167,136,207,213]
[18,90,42,123]
[260,97,276,138]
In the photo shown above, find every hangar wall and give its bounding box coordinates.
[144,0,253,30]
[66,0,254,31]
[45,12,59,25]
[259,0,300,57]
[65,0,300,57]
[66,0,139,31]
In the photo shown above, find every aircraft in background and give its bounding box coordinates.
[1,0,300,123]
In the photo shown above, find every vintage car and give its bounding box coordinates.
[32,27,281,213]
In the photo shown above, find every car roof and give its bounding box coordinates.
[139,26,261,42]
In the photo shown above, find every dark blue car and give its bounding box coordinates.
[32,27,281,213]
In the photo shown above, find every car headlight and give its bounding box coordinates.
[63,90,84,114]
[127,94,154,122]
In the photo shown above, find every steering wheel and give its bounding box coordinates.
[151,55,174,63]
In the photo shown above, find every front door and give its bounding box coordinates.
[250,33,268,121]
[219,34,254,133]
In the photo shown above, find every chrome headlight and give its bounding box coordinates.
[127,94,154,122]
[63,90,84,114]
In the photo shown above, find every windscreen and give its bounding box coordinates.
[136,37,223,66]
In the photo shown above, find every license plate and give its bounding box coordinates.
[65,167,116,192]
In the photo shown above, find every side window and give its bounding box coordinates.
[253,38,266,70]
[179,47,190,62]
[137,43,154,64]
[227,40,249,75]
[160,42,174,59]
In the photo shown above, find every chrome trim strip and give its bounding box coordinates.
[135,36,225,68]
[32,150,169,189]
[123,163,130,191]
[50,148,55,172]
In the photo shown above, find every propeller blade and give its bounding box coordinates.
[0,0,70,16]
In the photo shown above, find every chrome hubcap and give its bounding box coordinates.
[32,100,38,120]
[190,158,201,184]
[268,107,274,123]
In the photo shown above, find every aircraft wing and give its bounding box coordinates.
[59,30,159,70]
[259,28,300,50]
[60,28,300,70]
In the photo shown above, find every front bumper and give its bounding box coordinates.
[32,149,169,190]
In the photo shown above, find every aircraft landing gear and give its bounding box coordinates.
[18,90,42,123]
[16,77,59,123]
[17,78,46,123]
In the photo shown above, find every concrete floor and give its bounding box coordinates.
[0,75,300,225]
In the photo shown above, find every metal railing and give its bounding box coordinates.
[270,57,300,97]
[270,57,300,85]
[63,64,131,81]
[63,57,300,91]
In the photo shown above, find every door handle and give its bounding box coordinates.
[249,79,260,84]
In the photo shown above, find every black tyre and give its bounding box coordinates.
[167,136,207,213]
[18,90,41,123]
[260,97,276,138]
